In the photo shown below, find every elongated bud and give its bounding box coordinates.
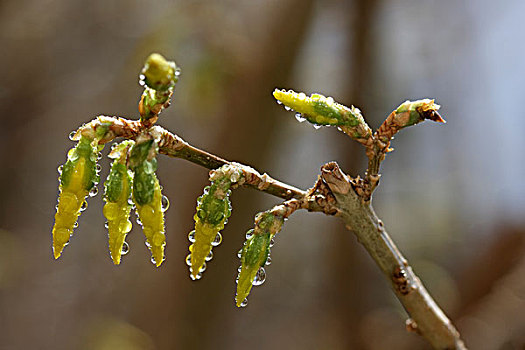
[187,164,243,280]
[130,139,167,267]
[52,136,101,259]
[236,212,284,307]
[139,53,180,124]
[103,141,134,264]
[377,99,444,144]
[273,88,373,144]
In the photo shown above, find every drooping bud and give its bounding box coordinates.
[235,212,284,307]
[129,138,167,267]
[52,136,101,259]
[103,140,134,264]
[187,164,243,280]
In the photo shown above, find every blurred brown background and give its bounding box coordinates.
[1,0,525,349]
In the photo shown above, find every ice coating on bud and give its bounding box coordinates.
[52,136,100,259]
[235,212,284,307]
[188,164,242,280]
[129,139,166,267]
[103,141,134,264]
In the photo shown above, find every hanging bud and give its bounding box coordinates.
[377,99,445,144]
[103,141,134,264]
[188,166,241,279]
[273,89,373,144]
[236,212,284,307]
[129,138,166,267]
[52,136,101,259]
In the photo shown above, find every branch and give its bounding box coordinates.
[321,162,466,349]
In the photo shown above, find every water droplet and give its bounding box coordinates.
[151,256,157,265]
[190,272,202,280]
[121,242,129,255]
[313,124,322,130]
[128,198,134,206]
[69,131,76,140]
[186,254,192,266]
[89,186,98,197]
[97,152,102,160]
[265,256,272,265]
[276,100,282,105]
[230,172,240,183]
[73,222,79,228]
[295,113,306,122]
[240,298,248,308]
[80,201,88,212]
[211,232,222,246]
[284,106,291,111]
[104,222,109,229]
[269,237,275,247]
[199,262,207,273]
[252,267,266,286]
[188,230,196,243]
[55,204,59,211]
[139,74,146,86]
[95,164,102,172]
[237,249,243,259]
[245,229,254,240]
[136,216,142,225]
[205,250,213,262]
[238,266,242,272]
[174,68,181,77]
[161,195,170,212]
[57,165,63,175]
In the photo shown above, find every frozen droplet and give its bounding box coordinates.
[80,201,88,212]
[265,256,272,265]
[174,68,181,77]
[237,249,243,259]
[69,131,76,140]
[205,250,213,262]
[190,272,202,281]
[104,222,109,229]
[245,229,254,240]
[73,222,79,228]
[145,241,151,248]
[95,164,102,172]
[276,100,282,105]
[237,266,242,272]
[89,186,98,197]
[269,237,275,247]
[128,198,134,206]
[185,254,192,266]
[57,165,63,175]
[313,124,322,130]
[136,217,142,225]
[199,262,207,273]
[326,97,334,104]
[55,204,59,211]
[295,113,306,122]
[284,106,291,111]
[298,92,306,100]
[252,267,266,286]
[188,230,196,243]
[240,298,248,308]
[139,74,146,86]
[97,152,102,160]
[121,242,129,255]
[211,232,222,246]
[161,195,170,212]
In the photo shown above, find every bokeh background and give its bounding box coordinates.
[1,0,525,349]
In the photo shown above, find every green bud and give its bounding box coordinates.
[141,53,179,91]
